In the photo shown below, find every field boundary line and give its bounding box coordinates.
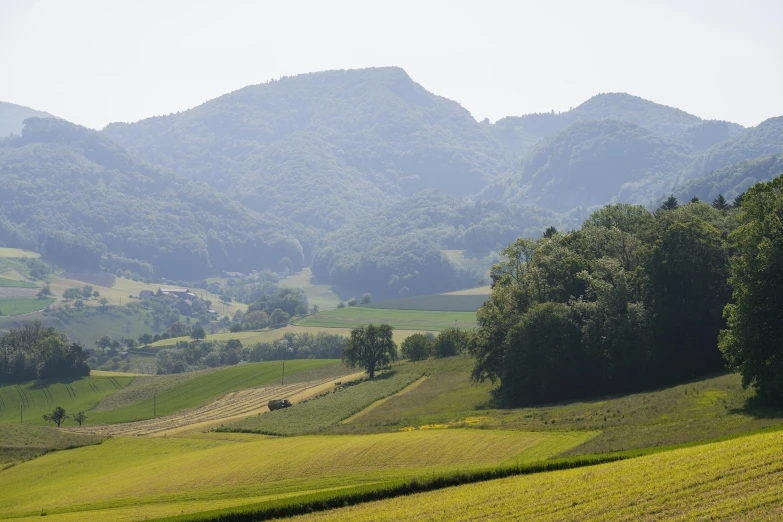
[341,375,428,424]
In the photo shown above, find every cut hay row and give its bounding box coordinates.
[70,378,339,436]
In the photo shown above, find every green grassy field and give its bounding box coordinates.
[0,423,103,465]
[0,429,593,520]
[297,307,476,330]
[0,297,54,316]
[225,372,422,436]
[0,247,39,258]
[0,276,38,288]
[291,429,783,521]
[365,294,488,312]
[86,359,335,425]
[279,269,342,310]
[0,376,134,425]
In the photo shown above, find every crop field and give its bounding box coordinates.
[0,429,593,520]
[280,268,342,310]
[365,294,488,312]
[60,270,116,287]
[297,307,476,330]
[0,375,133,425]
[85,359,335,425]
[0,297,54,316]
[0,423,103,465]
[0,247,39,258]
[150,325,432,348]
[292,429,783,521]
[225,372,422,436]
[72,377,346,436]
[0,276,38,288]
[441,249,498,278]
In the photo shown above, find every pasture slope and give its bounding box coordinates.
[290,429,783,521]
[0,429,593,521]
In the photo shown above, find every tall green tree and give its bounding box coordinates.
[43,406,69,427]
[720,176,783,404]
[342,324,397,379]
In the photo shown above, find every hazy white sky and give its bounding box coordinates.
[2,0,781,129]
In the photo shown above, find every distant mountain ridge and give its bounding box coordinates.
[0,101,55,137]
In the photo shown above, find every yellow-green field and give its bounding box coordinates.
[0,247,39,258]
[292,429,783,521]
[279,269,342,310]
[150,325,433,348]
[0,429,593,521]
[47,276,247,315]
[297,307,476,330]
[442,286,491,296]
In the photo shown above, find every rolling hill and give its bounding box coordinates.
[675,152,783,203]
[0,117,310,278]
[103,67,513,231]
[0,101,55,137]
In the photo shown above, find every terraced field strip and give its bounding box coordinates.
[297,307,477,331]
[69,376,359,436]
[341,375,428,424]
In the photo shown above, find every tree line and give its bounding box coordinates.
[0,322,90,383]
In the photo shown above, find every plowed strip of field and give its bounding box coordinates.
[70,373,364,437]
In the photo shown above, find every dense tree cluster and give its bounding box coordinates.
[470,202,736,406]
[0,322,90,383]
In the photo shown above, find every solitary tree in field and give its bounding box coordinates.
[95,335,112,355]
[191,326,206,340]
[37,285,52,299]
[74,299,84,311]
[43,406,69,427]
[360,293,372,305]
[342,323,398,379]
[72,411,87,426]
[98,297,109,311]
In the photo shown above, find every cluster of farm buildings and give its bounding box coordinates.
[138,287,218,317]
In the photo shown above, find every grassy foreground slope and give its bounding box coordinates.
[292,429,783,521]
[0,376,133,425]
[0,429,592,520]
[297,307,476,330]
[86,359,334,425]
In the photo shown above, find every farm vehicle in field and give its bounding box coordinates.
[268,399,292,411]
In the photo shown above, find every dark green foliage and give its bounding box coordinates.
[72,411,87,426]
[42,406,69,427]
[360,293,372,305]
[0,117,309,279]
[0,322,90,383]
[342,324,398,379]
[190,327,206,340]
[430,327,472,358]
[720,174,783,404]
[659,194,679,211]
[247,288,307,317]
[712,194,730,210]
[471,202,733,405]
[400,333,431,361]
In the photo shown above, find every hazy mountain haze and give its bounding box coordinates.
[1,0,781,129]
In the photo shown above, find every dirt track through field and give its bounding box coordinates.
[69,373,365,437]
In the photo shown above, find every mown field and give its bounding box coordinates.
[225,372,422,435]
[0,375,133,425]
[150,325,433,348]
[85,359,335,425]
[0,297,54,316]
[279,269,342,310]
[297,307,476,330]
[364,294,487,312]
[0,429,593,521]
[0,247,39,258]
[290,429,783,521]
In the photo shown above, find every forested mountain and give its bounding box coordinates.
[493,93,711,142]
[103,67,512,230]
[0,101,54,137]
[675,153,783,204]
[502,120,696,212]
[311,191,565,296]
[0,118,310,279]
[681,116,783,181]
